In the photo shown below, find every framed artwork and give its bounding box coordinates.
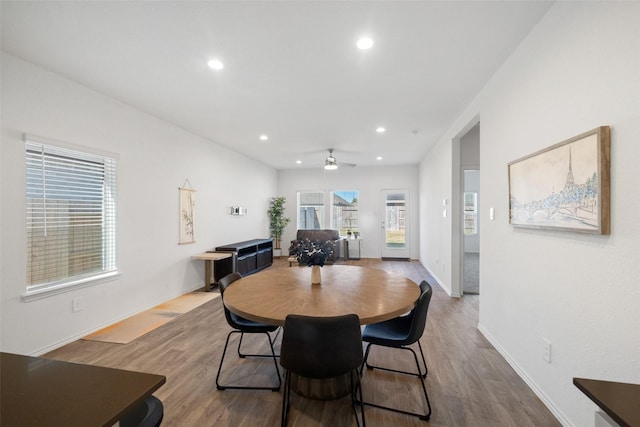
[178,186,196,244]
[508,126,610,234]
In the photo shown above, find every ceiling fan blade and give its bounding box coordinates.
[338,162,357,167]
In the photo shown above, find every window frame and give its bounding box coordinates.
[23,134,119,301]
[297,191,326,230]
[331,190,359,236]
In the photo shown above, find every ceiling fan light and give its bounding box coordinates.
[357,37,374,50]
[207,59,224,70]
[324,157,338,170]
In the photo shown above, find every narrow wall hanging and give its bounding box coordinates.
[179,179,196,244]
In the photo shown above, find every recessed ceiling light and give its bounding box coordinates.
[259,134,268,141]
[207,59,224,70]
[296,160,302,164]
[357,37,374,50]
[376,127,386,133]
[376,156,383,161]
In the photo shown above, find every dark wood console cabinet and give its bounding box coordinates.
[210,238,273,281]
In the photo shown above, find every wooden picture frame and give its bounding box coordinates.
[508,126,610,234]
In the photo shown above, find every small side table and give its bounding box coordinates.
[193,252,232,291]
[345,238,361,260]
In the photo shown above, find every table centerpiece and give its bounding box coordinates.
[290,238,335,285]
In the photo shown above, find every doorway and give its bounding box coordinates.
[380,189,410,259]
[463,170,480,294]
[459,123,480,295]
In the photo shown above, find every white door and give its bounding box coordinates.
[380,189,410,259]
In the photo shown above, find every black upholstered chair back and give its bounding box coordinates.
[280,313,365,426]
[418,279,431,294]
[281,314,362,379]
[218,271,242,295]
[218,272,243,327]
[404,282,432,346]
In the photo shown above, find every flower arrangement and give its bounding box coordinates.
[290,238,335,267]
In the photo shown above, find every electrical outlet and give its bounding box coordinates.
[72,297,84,313]
[543,339,551,363]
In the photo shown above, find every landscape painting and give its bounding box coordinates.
[508,126,610,234]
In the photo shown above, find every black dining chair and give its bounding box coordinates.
[280,314,365,427]
[119,395,164,427]
[360,280,433,421]
[215,272,282,391]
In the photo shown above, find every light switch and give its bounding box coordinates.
[489,207,495,221]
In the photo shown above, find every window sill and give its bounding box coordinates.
[21,271,121,302]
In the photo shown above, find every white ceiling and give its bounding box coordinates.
[1,1,552,170]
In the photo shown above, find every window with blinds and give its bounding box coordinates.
[25,138,118,295]
[298,192,325,229]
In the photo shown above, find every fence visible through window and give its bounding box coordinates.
[385,193,406,248]
[332,191,359,236]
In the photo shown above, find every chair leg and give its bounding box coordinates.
[216,330,282,391]
[360,343,431,421]
[215,330,235,390]
[349,370,366,427]
[416,341,428,378]
[364,341,428,378]
[237,328,282,358]
[236,332,246,358]
[282,369,365,427]
[281,370,291,427]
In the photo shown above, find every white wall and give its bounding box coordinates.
[420,136,455,294]
[420,3,640,426]
[0,53,277,355]
[278,165,419,260]
[460,123,480,170]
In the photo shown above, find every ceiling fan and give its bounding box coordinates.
[324,149,356,170]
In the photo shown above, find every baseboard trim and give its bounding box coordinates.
[477,323,573,427]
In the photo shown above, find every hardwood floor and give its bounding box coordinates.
[45,258,561,426]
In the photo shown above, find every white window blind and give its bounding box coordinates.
[25,138,118,295]
[298,191,324,229]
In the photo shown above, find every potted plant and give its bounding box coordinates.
[267,196,291,255]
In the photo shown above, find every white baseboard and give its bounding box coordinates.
[477,323,573,427]
[424,266,461,297]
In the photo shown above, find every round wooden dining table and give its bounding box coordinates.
[223,264,421,400]
[222,264,420,327]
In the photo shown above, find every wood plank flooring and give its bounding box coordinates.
[44,258,561,427]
